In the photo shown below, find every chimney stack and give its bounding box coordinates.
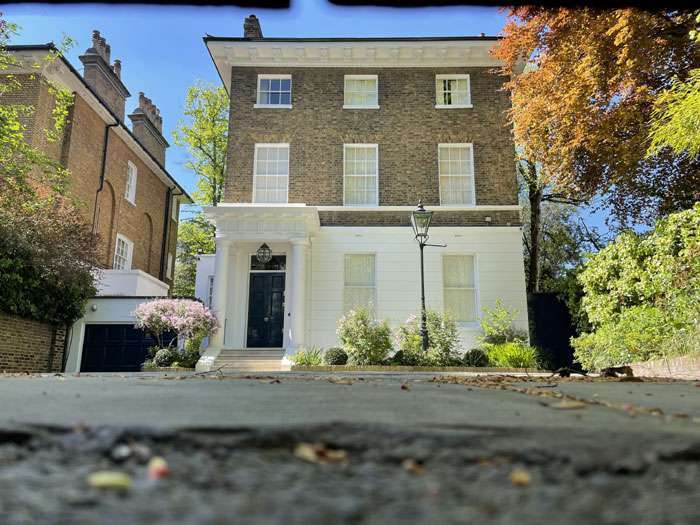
[128,91,169,165]
[243,14,263,39]
[79,30,129,120]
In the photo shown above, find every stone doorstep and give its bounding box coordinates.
[630,354,700,380]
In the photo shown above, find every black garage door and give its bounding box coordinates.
[81,324,176,372]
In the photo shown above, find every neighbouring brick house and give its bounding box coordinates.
[1,32,192,373]
[194,15,527,371]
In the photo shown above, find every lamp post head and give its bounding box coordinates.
[411,200,433,243]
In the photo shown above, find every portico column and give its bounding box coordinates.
[286,239,309,359]
[210,238,232,349]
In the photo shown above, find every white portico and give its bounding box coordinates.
[196,204,319,371]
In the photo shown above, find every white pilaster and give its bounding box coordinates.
[283,239,309,368]
[196,238,232,371]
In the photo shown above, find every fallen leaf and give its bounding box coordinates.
[147,456,170,480]
[402,458,425,475]
[509,467,531,486]
[548,400,587,410]
[87,471,132,491]
[401,383,411,391]
[269,379,281,384]
[294,443,348,464]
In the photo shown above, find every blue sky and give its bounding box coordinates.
[3,2,507,204]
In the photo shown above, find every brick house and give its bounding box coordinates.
[194,15,528,371]
[1,32,192,372]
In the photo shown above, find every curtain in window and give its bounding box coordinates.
[344,146,377,205]
[443,255,476,322]
[439,145,473,205]
[254,146,289,203]
[437,78,469,106]
[344,254,376,313]
[344,78,378,107]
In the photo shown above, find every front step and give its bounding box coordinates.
[211,348,285,372]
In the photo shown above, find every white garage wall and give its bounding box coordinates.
[307,226,528,351]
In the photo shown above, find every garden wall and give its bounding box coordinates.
[0,313,66,373]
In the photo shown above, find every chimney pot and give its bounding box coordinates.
[243,14,263,39]
[80,29,128,120]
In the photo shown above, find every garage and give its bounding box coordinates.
[80,324,175,372]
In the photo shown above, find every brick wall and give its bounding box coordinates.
[1,73,177,287]
[0,313,66,373]
[318,209,521,227]
[225,66,518,222]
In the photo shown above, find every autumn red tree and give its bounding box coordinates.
[494,7,700,226]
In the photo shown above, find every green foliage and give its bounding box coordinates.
[0,199,98,324]
[336,306,393,365]
[394,310,462,366]
[0,21,74,201]
[648,69,700,159]
[172,81,229,206]
[142,360,158,371]
[172,212,215,297]
[291,347,324,366]
[479,300,528,345]
[462,348,489,367]
[153,348,178,367]
[324,347,348,365]
[485,341,538,368]
[573,204,700,369]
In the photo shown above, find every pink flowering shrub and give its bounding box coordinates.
[133,299,218,348]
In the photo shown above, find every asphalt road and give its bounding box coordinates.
[0,372,699,524]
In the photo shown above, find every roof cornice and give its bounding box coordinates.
[205,38,505,94]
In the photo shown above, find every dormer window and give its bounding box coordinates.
[435,74,472,108]
[343,75,379,109]
[255,74,292,108]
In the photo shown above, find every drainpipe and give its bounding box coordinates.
[91,122,119,234]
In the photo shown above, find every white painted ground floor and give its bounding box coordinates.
[195,204,528,371]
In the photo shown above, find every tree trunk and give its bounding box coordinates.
[527,184,543,294]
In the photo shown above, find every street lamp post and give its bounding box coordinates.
[411,201,445,353]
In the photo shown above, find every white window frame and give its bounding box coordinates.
[252,143,290,204]
[442,253,479,325]
[435,74,472,109]
[124,161,137,205]
[438,143,476,206]
[343,144,379,207]
[343,253,377,315]
[254,74,292,109]
[113,233,134,271]
[343,74,379,109]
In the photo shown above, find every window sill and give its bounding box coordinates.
[253,103,293,109]
[435,104,473,109]
[343,105,380,110]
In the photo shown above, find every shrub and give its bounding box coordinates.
[337,306,393,365]
[462,348,489,367]
[142,360,158,371]
[573,204,700,369]
[486,342,538,368]
[0,198,99,324]
[394,310,462,366]
[290,347,324,366]
[479,300,528,345]
[153,348,178,367]
[324,347,348,365]
[133,298,218,349]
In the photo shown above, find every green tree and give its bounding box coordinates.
[648,12,700,160]
[171,82,229,295]
[0,18,74,202]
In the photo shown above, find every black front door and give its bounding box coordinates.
[247,273,285,347]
